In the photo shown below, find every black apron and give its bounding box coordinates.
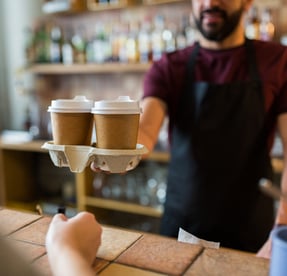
[160,40,274,252]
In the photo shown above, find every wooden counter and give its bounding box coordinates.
[0,208,270,275]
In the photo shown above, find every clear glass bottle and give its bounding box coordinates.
[151,15,165,61]
[259,8,275,41]
[126,21,139,63]
[183,15,198,46]
[34,22,51,63]
[49,24,62,63]
[162,20,176,53]
[176,20,187,50]
[62,29,74,65]
[24,26,36,65]
[245,5,260,40]
[138,19,151,63]
[71,25,87,63]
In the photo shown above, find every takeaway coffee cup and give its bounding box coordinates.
[48,95,94,145]
[270,226,287,276]
[92,96,141,149]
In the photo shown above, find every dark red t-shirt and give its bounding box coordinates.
[143,40,287,150]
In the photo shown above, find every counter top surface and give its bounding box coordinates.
[0,208,270,275]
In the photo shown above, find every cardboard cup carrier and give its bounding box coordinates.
[92,96,141,149]
[48,96,94,145]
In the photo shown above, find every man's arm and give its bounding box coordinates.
[257,113,287,258]
[274,113,287,225]
[138,96,167,155]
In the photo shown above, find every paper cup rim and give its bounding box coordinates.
[48,107,92,113]
[271,226,287,249]
[92,108,141,115]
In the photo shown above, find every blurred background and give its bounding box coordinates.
[0,0,285,233]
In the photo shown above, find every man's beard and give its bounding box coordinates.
[193,6,244,42]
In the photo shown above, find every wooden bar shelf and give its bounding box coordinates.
[24,63,151,75]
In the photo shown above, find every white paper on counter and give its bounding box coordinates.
[177,227,220,249]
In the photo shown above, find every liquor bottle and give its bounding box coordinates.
[182,15,198,46]
[118,22,129,63]
[49,24,62,63]
[61,29,74,65]
[138,19,151,63]
[86,24,107,64]
[71,25,87,63]
[162,20,176,53]
[126,21,139,63]
[95,23,112,63]
[110,24,121,62]
[259,8,275,41]
[151,15,164,61]
[34,22,51,63]
[176,20,187,50]
[245,5,260,40]
[24,26,36,64]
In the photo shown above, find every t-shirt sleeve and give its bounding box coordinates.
[143,56,170,103]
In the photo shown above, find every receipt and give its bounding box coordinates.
[177,228,220,249]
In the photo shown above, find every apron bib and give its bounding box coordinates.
[161,40,274,252]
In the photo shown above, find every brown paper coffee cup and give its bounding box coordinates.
[92,96,141,149]
[48,96,94,145]
[51,112,93,145]
[94,114,139,149]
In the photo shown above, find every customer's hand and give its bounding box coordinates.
[46,211,102,276]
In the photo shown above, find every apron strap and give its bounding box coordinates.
[186,39,261,83]
[245,38,261,82]
[186,41,200,83]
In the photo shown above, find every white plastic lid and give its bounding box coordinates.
[48,96,94,113]
[92,96,141,114]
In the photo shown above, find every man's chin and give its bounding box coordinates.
[200,30,223,41]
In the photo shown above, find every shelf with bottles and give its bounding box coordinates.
[42,0,189,14]
[76,158,167,218]
[88,0,188,9]
[24,2,197,68]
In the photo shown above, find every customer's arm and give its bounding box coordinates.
[46,212,102,276]
[257,113,287,258]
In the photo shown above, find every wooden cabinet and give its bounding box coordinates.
[25,63,151,74]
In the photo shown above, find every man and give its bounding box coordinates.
[137,0,287,257]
